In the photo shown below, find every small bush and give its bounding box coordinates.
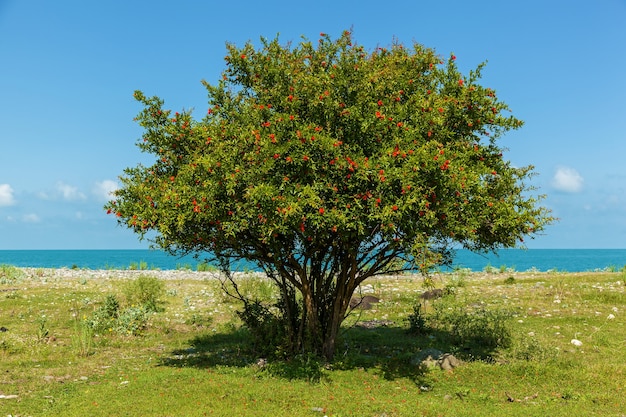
[123,274,165,312]
[86,294,120,333]
[197,262,216,272]
[116,306,149,335]
[430,301,513,359]
[237,300,286,357]
[0,264,24,284]
[406,302,427,335]
[264,353,323,382]
[0,336,27,355]
[72,319,94,357]
[509,336,554,362]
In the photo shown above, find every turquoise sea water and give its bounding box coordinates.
[1,249,625,272]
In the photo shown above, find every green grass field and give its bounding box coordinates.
[1,265,624,416]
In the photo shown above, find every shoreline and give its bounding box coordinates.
[12,266,622,283]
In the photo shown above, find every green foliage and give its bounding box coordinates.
[107,30,554,359]
[123,274,165,312]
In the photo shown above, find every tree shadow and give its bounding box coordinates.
[158,322,503,384]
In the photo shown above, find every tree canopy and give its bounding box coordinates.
[106,31,553,360]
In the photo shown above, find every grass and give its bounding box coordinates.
[0,268,624,416]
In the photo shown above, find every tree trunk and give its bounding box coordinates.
[301,282,322,354]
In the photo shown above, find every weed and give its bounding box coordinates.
[406,302,427,335]
[509,335,554,361]
[431,300,512,358]
[123,274,165,312]
[197,261,216,272]
[185,313,214,328]
[86,294,120,334]
[264,352,324,382]
[116,306,149,335]
[0,264,24,284]
[36,315,49,343]
[72,317,94,357]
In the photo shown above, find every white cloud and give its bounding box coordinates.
[0,184,16,206]
[22,213,41,223]
[93,180,119,201]
[57,182,86,200]
[552,166,584,193]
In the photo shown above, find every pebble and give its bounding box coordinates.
[570,339,583,347]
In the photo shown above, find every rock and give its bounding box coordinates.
[412,349,461,370]
[349,295,380,310]
[356,319,393,329]
[438,353,461,370]
[420,288,444,300]
[411,348,443,367]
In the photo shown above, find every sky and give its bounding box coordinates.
[1,0,625,249]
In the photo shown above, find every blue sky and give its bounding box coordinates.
[1,0,625,249]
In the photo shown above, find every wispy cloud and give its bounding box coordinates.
[93,180,119,202]
[551,166,584,193]
[22,213,41,223]
[56,182,86,200]
[0,184,16,206]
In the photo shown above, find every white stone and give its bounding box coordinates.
[570,339,583,347]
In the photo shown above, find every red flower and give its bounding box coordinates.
[392,205,398,211]
[377,100,383,106]
[458,79,464,86]
[240,54,246,59]
[319,207,325,214]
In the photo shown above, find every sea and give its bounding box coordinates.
[1,249,625,273]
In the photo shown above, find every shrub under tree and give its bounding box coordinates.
[106,30,553,360]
